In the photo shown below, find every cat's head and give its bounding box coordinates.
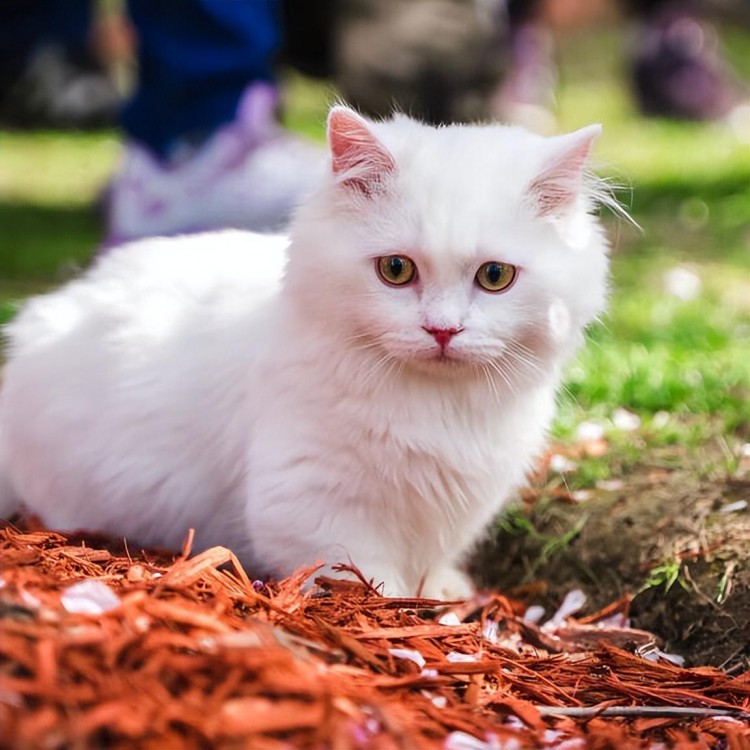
[285,106,612,386]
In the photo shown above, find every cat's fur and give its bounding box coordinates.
[0,107,610,598]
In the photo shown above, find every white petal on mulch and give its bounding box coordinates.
[439,611,462,626]
[612,408,641,432]
[446,651,479,663]
[422,690,448,708]
[388,647,425,669]
[482,619,499,643]
[61,580,121,615]
[444,731,515,750]
[20,589,42,609]
[543,731,586,749]
[596,612,631,629]
[523,605,546,625]
[546,589,587,628]
[720,500,748,514]
[641,647,686,667]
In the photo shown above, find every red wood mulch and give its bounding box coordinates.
[1,521,748,750]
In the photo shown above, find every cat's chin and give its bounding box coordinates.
[401,349,475,376]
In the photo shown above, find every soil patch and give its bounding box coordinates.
[472,441,750,671]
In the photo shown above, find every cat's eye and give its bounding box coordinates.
[377,255,417,286]
[475,261,517,293]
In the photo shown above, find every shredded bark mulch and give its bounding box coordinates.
[1,522,748,749]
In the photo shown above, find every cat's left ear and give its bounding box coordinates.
[327,106,396,196]
[526,124,602,218]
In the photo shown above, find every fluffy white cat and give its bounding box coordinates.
[0,106,611,599]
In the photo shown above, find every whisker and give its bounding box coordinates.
[505,346,545,382]
[485,358,519,398]
[358,351,398,392]
[479,363,502,404]
[504,341,544,377]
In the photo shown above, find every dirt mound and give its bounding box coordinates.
[473,443,750,672]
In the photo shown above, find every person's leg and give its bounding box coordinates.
[122,0,280,160]
[105,0,323,244]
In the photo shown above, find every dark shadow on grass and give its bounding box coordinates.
[0,202,101,282]
[610,169,750,268]
[632,170,750,214]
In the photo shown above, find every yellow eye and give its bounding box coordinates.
[475,261,517,292]
[377,255,417,286]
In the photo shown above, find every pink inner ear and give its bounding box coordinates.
[528,124,601,218]
[328,107,396,195]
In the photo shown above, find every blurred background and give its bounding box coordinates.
[0,0,748,440]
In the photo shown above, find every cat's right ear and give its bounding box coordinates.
[327,106,396,196]
[525,124,602,219]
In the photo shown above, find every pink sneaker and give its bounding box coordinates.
[104,83,325,246]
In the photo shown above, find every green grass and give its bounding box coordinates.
[548,26,750,446]
[0,131,117,322]
[1,24,748,449]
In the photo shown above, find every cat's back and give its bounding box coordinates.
[6,230,288,358]
[0,230,288,549]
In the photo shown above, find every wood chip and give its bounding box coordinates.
[1,522,748,749]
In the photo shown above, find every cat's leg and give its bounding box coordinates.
[245,487,414,597]
[420,565,475,601]
[248,486,473,599]
[309,560,411,598]
[261,541,413,597]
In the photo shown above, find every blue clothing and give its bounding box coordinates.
[0,0,281,157]
[123,0,282,160]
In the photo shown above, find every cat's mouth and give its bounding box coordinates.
[433,348,459,363]
[411,344,470,369]
[375,334,479,371]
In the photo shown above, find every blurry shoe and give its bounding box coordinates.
[0,43,120,129]
[630,10,740,121]
[104,83,325,246]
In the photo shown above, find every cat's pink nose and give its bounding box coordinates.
[423,326,464,349]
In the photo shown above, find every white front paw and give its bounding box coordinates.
[312,562,409,598]
[365,567,410,598]
[421,566,475,601]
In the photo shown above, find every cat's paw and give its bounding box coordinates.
[367,569,411,598]
[311,562,409,598]
[421,566,475,601]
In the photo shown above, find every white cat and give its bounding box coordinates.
[0,106,611,599]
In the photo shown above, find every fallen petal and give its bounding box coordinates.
[61,580,121,615]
